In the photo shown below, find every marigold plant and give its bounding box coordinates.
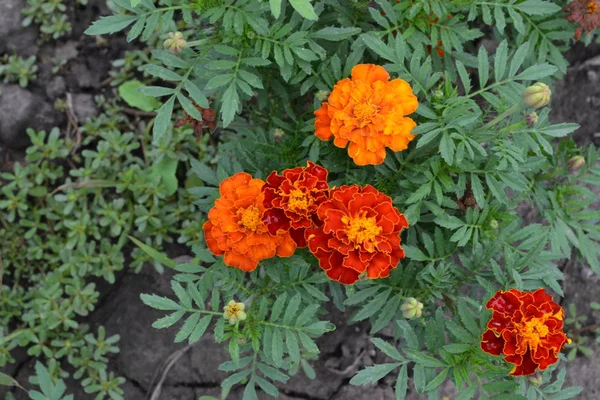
[83,1,600,399]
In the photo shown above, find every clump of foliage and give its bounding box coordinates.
[0,55,38,88]
[21,0,88,41]
[0,86,214,397]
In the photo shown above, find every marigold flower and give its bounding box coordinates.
[565,0,600,41]
[305,184,408,284]
[480,288,571,376]
[314,64,419,166]
[224,300,246,325]
[262,162,329,248]
[203,172,296,272]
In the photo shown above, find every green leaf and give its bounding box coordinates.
[184,80,209,108]
[371,338,404,361]
[350,363,401,386]
[540,123,579,137]
[271,328,284,367]
[0,372,18,388]
[283,294,301,325]
[442,343,472,354]
[514,63,557,81]
[256,376,279,397]
[403,349,446,368]
[149,157,179,196]
[175,313,201,343]
[311,27,362,41]
[270,293,288,322]
[395,364,408,400]
[144,65,183,82]
[190,159,219,186]
[221,84,240,127]
[269,0,282,18]
[297,331,319,353]
[140,293,181,311]
[221,370,252,389]
[424,368,448,391]
[289,0,318,20]
[129,236,177,268]
[152,95,175,142]
[514,0,561,16]
[548,387,584,400]
[361,34,396,62]
[494,40,508,82]
[139,85,175,98]
[177,92,204,121]
[152,311,186,329]
[189,315,212,344]
[85,15,138,35]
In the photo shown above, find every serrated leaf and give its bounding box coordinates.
[349,363,401,386]
[175,313,200,342]
[85,15,138,35]
[289,0,318,20]
[118,80,161,112]
[152,96,175,142]
[221,84,240,127]
[311,27,362,41]
[130,236,177,268]
[514,0,561,16]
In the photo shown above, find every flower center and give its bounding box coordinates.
[225,304,241,317]
[520,317,550,349]
[288,188,309,212]
[342,212,382,251]
[237,206,261,231]
[353,103,378,123]
[587,1,598,14]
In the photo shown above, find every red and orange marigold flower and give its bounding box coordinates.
[314,64,419,166]
[203,172,296,272]
[565,0,600,41]
[305,184,408,285]
[481,288,571,376]
[262,161,329,248]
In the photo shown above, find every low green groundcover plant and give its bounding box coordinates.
[3,0,600,399]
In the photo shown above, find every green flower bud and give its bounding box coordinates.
[489,219,499,230]
[522,82,551,109]
[401,298,424,319]
[163,32,187,54]
[246,30,256,39]
[528,373,543,387]
[316,90,330,102]
[433,89,444,100]
[273,128,285,142]
[567,155,585,172]
[525,112,539,127]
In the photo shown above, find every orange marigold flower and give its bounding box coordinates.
[481,288,571,376]
[203,172,296,272]
[565,0,600,40]
[314,64,419,166]
[262,161,329,248]
[306,185,408,285]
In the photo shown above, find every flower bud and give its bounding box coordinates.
[246,30,256,39]
[567,155,585,172]
[223,300,246,325]
[433,89,444,100]
[401,298,424,319]
[316,90,330,102]
[528,373,543,387]
[273,128,285,142]
[163,32,187,54]
[525,112,539,127]
[522,82,551,109]
[488,219,499,230]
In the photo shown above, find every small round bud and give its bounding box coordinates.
[316,90,330,102]
[489,219,499,230]
[273,128,285,142]
[525,112,539,127]
[401,298,424,319]
[246,30,256,39]
[433,89,444,100]
[528,373,543,387]
[522,82,551,109]
[567,155,585,172]
[163,32,187,54]
[223,300,247,325]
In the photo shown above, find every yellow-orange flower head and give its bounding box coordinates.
[314,64,418,166]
